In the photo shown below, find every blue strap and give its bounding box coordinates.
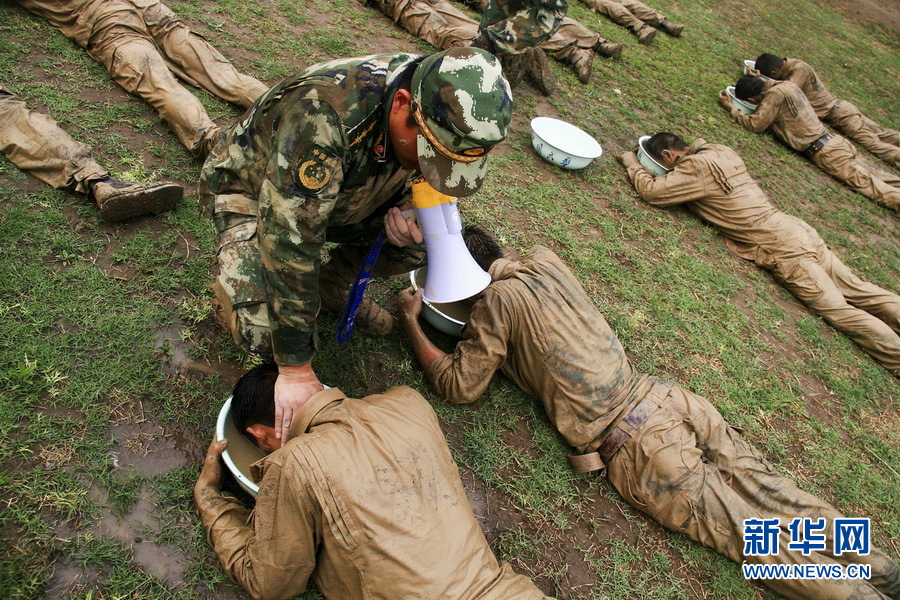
[336,232,387,342]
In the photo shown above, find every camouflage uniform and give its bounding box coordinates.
[0,84,107,194]
[363,0,612,81]
[362,0,565,54]
[462,0,619,80]
[17,0,269,156]
[425,246,900,600]
[729,81,900,211]
[200,50,511,367]
[776,58,900,167]
[479,0,567,54]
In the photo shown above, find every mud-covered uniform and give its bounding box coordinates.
[779,58,899,167]
[579,0,663,33]
[624,139,900,374]
[0,84,107,193]
[199,53,428,367]
[17,0,268,155]
[728,80,900,211]
[196,386,555,600]
[426,245,900,600]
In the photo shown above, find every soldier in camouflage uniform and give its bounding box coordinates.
[361,0,622,92]
[199,47,512,443]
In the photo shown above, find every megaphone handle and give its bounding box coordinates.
[335,232,386,343]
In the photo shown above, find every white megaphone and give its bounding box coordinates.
[411,179,491,303]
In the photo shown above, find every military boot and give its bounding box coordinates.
[499,51,530,89]
[660,19,685,37]
[567,48,595,84]
[90,177,183,223]
[526,48,556,96]
[636,24,657,45]
[596,41,624,60]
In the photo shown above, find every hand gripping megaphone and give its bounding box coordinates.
[411,179,491,303]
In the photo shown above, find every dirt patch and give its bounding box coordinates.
[820,0,900,38]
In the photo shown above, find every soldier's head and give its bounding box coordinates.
[735,74,768,103]
[754,53,786,79]
[462,223,504,272]
[647,132,688,169]
[389,47,513,198]
[231,362,281,452]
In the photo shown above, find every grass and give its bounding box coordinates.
[0,0,897,598]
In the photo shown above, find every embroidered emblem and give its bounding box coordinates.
[296,148,333,191]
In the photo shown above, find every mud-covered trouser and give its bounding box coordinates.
[769,242,900,375]
[366,0,479,49]
[80,0,268,153]
[0,86,107,193]
[606,385,900,600]
[825,101,900,168]
[579,0,664,31]
[540,16,601,59]
[212,204,425,359]
[809,135,900,211]
[317,226,427,312]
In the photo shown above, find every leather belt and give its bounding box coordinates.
[804,132,832,157]
[825,99,842,119]
[567,381,672,474]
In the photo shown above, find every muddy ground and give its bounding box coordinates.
[1,0,898,598]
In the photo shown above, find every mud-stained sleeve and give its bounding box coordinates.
[199,458,319,600]
[427,289,511,404]
[256,96,347,367]
[732,89,780,133]
[626,157,709,207]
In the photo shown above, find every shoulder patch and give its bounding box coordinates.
[294,147,334,192]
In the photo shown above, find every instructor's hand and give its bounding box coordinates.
[274,363,322,444]
[385,206,423,247]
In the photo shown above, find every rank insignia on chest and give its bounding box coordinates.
[372,130,387,162]
[295,148,333,192]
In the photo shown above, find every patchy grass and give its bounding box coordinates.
[0,0,897,598]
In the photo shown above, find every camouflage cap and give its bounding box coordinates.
[411,47,513,197]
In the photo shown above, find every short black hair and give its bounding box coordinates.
[735,74,765,101]
[646,132,687,163]
[462,224,503,271]
[231,362,278,441]
[754,53,784,78]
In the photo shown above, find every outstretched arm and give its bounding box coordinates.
[397,287,446,371]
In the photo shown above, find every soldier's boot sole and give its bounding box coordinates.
[94,181,183,223]
[637,25,657,45]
